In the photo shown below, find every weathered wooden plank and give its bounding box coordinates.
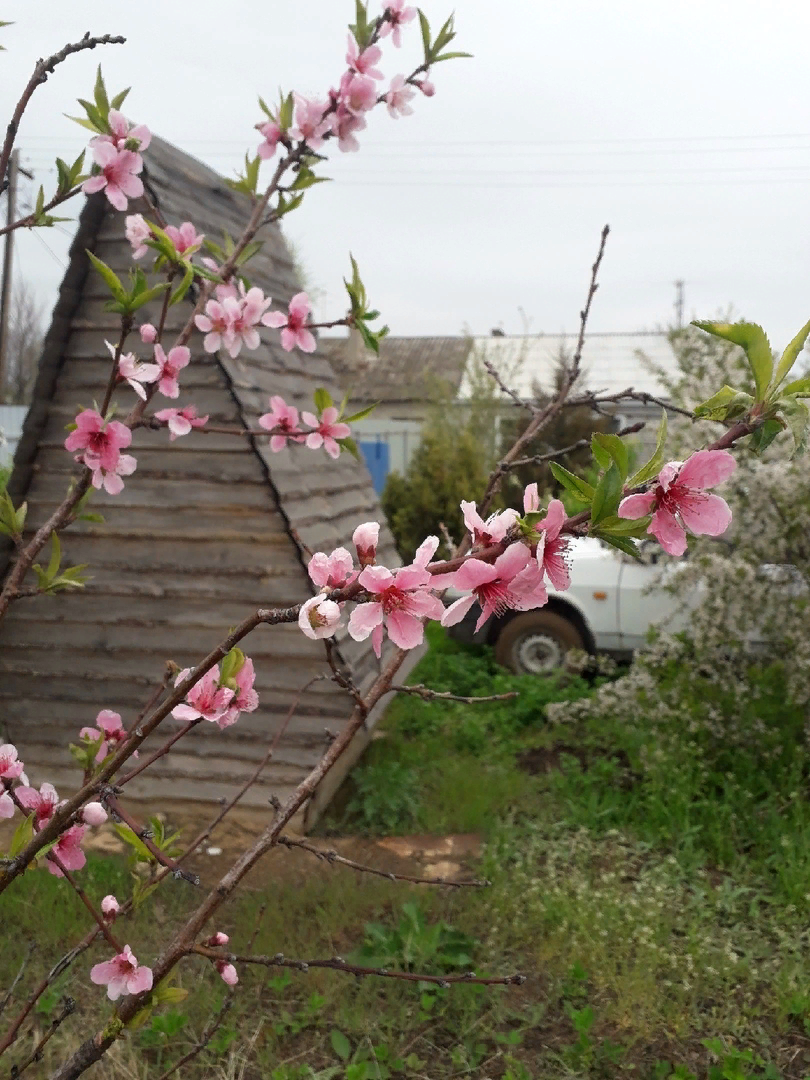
[24,472,278,508]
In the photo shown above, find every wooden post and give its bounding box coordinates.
[0,148,19,402]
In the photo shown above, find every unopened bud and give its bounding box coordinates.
[139,323,157,344]
[81,802,108,826]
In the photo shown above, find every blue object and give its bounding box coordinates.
[359,439,390,493]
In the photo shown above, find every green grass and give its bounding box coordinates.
[3,627,810,1078]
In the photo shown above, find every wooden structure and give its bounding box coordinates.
[0,137,408,825]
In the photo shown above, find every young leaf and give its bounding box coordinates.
[258,95,276,122]
[748,417,784,455]
[629,410,667,487]
[692,320,773,402]
[778,397,810,455]
[591,432,629,480]
[338,435,360,460]
[93,66,110,119]
[342,402,379,424]
[168,263,195,306]
[418,9,432,63]
[9,812,34,857]
[431,50,473,61]
[782,376,810,397]
[590,463,623,525]
[46,532,62,583]
[86,251,126,301]
[278,91,294,131]
[596,533,642,560]
[313,388,334,414]
[693,385,752,422]
[549,462,595,502]
[330,1030,352,1062]
[109,86,131,112]
[770,316,810,395]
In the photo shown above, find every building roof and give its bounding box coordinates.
[324,332,678,404]
[321,334,473,403]
[0,136,399,817]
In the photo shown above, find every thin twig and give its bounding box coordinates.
[102,794,199,885]
[0,945,34,1021]
[7,997,76,1078]
[389,683,518,705]
[278,836,491,888]
[193,947,524,987]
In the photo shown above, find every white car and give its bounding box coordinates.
[446,538,696,674]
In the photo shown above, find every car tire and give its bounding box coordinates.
[493,611,586,675]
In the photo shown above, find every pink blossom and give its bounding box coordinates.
[195,299,232,353]
[227,286,273,355]
[330,105,366,153]
[257,120,283,160]
[154,405,209,441]
[415,77,435,97]
[90,453,137,496]
[348,564,444,658]
[413,534,439,569]
[125,214,152,259]
[353,522,380,567]
[258,395,304,451]
[47,825,87,877]
[339,71,378,115]
[263,292,317,354]
[65,410,131,472]
[0,793,14,820]
[219,657,260,730]
[110,340,160,400]
[172,666,234,724]
[0,743,24,780]
[299,595,342,640]
[139,323,157,344]
[216,961,239,986]
[618,449,736,557]
[81,802,108,826]
[460,501,518,547]
[93,109,151,156]
[301,406,351,459]
[527,494,571,592]
[442,544,547,632]
[346,35,384,80]
[79,709,128,762]
[101,895,120,918]
[164,221,204,256]
[385,75,415,119]
[153,344,190,398]
[308,547,355,589]
[16,782,63,829]
[209,932,229,946]
[90,945,153,1001]
[82,142,144,212]
[380,0,417,47]
[291,94,331,150]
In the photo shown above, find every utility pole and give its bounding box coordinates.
[0,149,19,403]
[674,279,685,331]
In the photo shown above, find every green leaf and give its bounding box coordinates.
[692,320,773,402]
[130,281,171,311]
[590,463,623,525]
[549,462,595,502]
[66,113,101,133]
[153,985,189,1005]
[113,824,154,862]
[338,435,360,460]
[169,263,195,306]
[589,438,611,471]
[417,9,432,64]
[93,65,109,119]
[782,376,810,397]
[693,385,753,422]
[331,1030,352,1062]
[594,514,651,537]
[431,50,473,61]
[596,533,641,560]
[629,410,668,487]
[313,388,333,414]
[748,417,784,455]
[278,91,294,131]
[220,646,246,687]
[9,812,34,857]
[275,192,304,218]
[778,396,810,455]
[110,86,131,111]
[46,533,61,583]
[258,95,276,122]
[342,402,378,424]
[591,432,629,479]
[86,250,125,301]
[770,316,810,395]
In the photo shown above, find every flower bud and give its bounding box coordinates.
[82,802,108,826]
[206,931,229,946]
[216,960,239,986]
[101,894,120,917]
[139,323,157,344]
[352,521,380,567]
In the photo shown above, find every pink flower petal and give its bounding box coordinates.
[676,449,736,491]
[618,492,657,519]
[386,609,425,650]
[649,507,687,556]
[676,492,732,537]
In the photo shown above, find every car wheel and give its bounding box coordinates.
[493,611,586,675]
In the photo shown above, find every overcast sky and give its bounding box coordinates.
[3,0,810,349]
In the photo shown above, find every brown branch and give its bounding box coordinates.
[482,357,528,411]
[193,946,524,988]
[46,854,124,952]
[103,794,199,885]
[0,32,126,193]
[278,836,491,888]
[117,718,200,788]
[389,683,518,705]
[7,997,76,1078]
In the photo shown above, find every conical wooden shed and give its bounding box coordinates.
[0,136,408,826]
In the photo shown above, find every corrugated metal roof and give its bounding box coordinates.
[0,136,399,816]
